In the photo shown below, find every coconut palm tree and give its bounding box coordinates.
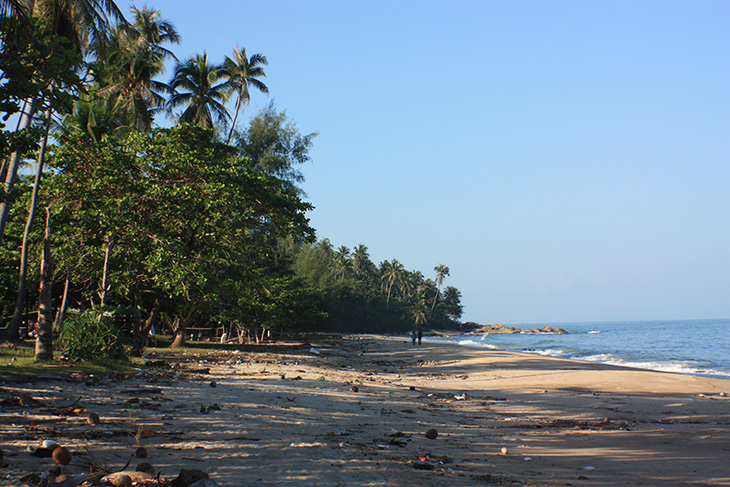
[431,264,450,312]
[0,0,124,246]
[3,0,124,344]
[168,52,231,130]
[223,46,268,143]
[381,259,404,309]
[95,6,179,133]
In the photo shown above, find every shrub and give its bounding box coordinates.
[59,311,128,361]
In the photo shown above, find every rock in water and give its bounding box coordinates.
[135,446,148,458]
[87,412,100,425]
[425,429,438,439]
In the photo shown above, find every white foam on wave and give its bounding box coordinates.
[456,339,499,350]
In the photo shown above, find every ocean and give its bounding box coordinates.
[426,319,730,380]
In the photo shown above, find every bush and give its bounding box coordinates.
[59,311,128,361]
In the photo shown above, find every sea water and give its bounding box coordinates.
[427,319,730,379]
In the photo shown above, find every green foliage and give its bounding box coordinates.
[292,239,464,333]
[234,102,317,193]
[59,311,128,361]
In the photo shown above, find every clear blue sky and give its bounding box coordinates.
[141,0,730,325]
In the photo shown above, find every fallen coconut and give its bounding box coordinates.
[52,447,72,466]
[425,428,438,440]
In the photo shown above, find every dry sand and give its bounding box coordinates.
[1,334,728,486]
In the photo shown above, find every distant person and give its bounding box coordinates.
[147,325,157,347]
[411,330,417,345]
[417,330,422,345]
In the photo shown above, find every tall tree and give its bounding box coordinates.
[0,0,124,245]
[234,103,316,194]
[92,6,179,133]
[222,46,268,144]
[168,52,230,129]
[431,264,450,312]
[381,259,404,309]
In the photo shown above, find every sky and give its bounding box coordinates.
[139,0,730,325]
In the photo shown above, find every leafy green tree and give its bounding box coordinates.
[44,124,314,348]
[0,0,123,246]
[234,103,317,193]
[222,46,268,144]
[168,52,230,129]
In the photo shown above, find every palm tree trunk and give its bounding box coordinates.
[226,94,243,144]
[35,207,54,360]
[0,98,37,247]
[5,106,51,342]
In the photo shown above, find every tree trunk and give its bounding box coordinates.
[35,207,54,360]
[53,279,70,333]
[0,98,37,247]
[171,305,197,347]
[98,236,113,306]
[5,107,51,342]
[132,299,160,355]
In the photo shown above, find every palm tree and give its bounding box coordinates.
[351,244,371,276]
[3,0,124,344]
[0,0,124,246]
[223,46,268,143]
[95,6,179,133]
[381,259,404,309]
[168,52,231,130]
[431,264,450,312]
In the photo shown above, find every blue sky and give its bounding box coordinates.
[142,0,730,324]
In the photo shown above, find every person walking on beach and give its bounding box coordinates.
[411,330,417,345]
[417,329,422,345]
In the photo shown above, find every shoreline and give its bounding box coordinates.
[1,334,728,486]
[423,326,730,381]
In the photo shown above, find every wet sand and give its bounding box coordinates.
[1,334,728,486]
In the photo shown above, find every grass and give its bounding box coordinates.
[0,339,142,380]
[0,334,312,380]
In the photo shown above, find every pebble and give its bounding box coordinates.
[425,429,438,440]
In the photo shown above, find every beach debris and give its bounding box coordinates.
[111,474,132,487]
[87,412,100,425]
[309,347,321,355]
[171,468,209,487]
[425,428,438,439]
[135,461,154,474]
[720,392,727,397]
[454,394,467,400]
[413,460,434,470]
[500,447,508,455]
[104,471,153,485]
[350,385,359,392]
[42,440,60,450]
[52,447,72,466]
[522,456,532,462]
[209,380,217,388]
[134,447,148,458]
[583,466,595,471]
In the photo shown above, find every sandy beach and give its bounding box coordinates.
[1,334,728,486]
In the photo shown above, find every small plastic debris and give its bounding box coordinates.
[454,394,466,400]
[309,347,321,355]
[523,456,532,462]
[583,466,595,471]
[500,447,508,455]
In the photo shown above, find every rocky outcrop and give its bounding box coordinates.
[464,323,568,335]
